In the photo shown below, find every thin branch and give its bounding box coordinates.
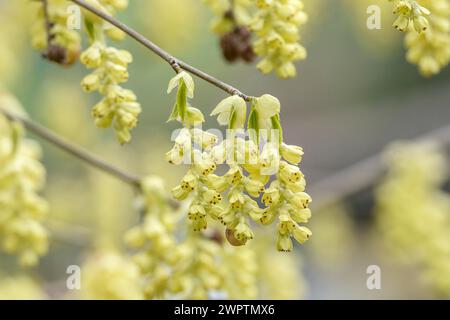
[310,123,450,210]
[0,107,141,189]
[69,0,252,101]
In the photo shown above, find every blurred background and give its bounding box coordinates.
[0,0,449,299]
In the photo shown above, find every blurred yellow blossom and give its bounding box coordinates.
[404,0,450,76]
[78,249,144,300]
[79,0,141,144]
[30,0,81,65]
[256,231,306,299]
[375,141,450,297]
[0,275,47,300]
[0,92,49,267]
[309,202,356,266]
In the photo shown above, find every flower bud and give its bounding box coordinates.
[281,143,304,164]
[277,234,293,252]
[293,226,312,244]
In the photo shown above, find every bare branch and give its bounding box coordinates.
[0,107,142,189]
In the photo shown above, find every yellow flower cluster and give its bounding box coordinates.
[375,141,450,297]
[0,274,46,300]
[126,177,230,299]
[0,93,49,267]
[256,235,306,299]
[389,0,430,32]
[30,0,81,65]
[126,176,301,299]
[251,0,308,78]
[222,245,258,299]
[203,0,253,34]
[165,71,311,251]
[78,249,144,300]
[404,0,450,76]
[125,176,187,298]
[203,0,308,78]
[80,0,141,144]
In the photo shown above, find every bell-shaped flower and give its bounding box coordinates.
[210,95,247,129]
[233,217,254,245]
[277,234,293,252]
[243,177,265,197]
[262,181,281,207]
[293,226,312,244]
[260,142,280,175]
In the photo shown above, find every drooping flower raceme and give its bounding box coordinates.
[375,141,450,297]
[250,0,308,78]
[203,0,308,78]
[221,244,258,299]
[389,0,430,32]
[388,0,450,76]
[125,176,188,299]
[78,249,144,300]
[30,0,82,65]
[79,0,141,144]
[404,0,450,76]
[0,93,49,267]
[165,71,311,251]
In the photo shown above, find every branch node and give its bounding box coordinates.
[169,58,182,73]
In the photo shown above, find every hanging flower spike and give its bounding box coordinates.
[375,141,450,297]
[203,0,308,78]
[0,93,49,267]
[79,249,144,300]
[79,0,141,144]
[166,72,225,233]
[403,0,450,76]
[248,94,312,251]
[166,87,311,250]
[251,0,308,78]
[125,176,229,299]
[390,0,430,32]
